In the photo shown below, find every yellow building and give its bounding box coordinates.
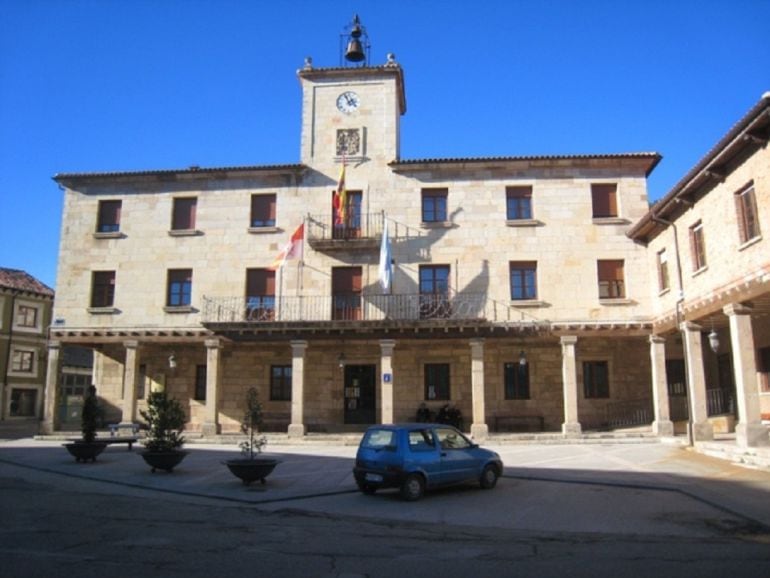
[44,27,769,447]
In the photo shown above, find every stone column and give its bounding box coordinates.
[649,335,674,436]
[469,338,488,441]
[561,336,581,436]
[40,341,61,434]
[379,339,396,425]
[288,340,308,439]
[680,322,713,441]
[202,338,222,437]
[724,304,768,447]
[120,340,140,425]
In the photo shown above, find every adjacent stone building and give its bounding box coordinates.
[629,92,770,448]
[0,268,54,422]
[43,30,769,446]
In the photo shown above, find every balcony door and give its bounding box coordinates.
[333,191,362,240]
[419,265,451,319]
[245,268,275,321]
[332,267,362,320]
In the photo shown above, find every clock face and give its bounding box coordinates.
[336,91,360,114]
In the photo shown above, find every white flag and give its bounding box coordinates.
[378,219,392,292]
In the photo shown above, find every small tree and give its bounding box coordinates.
[81,385,99,443]
[239,387,267,459]
[140,390,186,452]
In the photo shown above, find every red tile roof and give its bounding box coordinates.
[0,267,54,297]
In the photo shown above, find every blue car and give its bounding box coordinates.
[353,423,503,501]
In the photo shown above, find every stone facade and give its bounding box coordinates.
[45,49,769,445]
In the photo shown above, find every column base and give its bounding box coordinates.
[201,422,220,437]
[288,423,306,439]
[652,420,674,437]
[470,423,488,442]
[691,421,714,442]
[736,422,770,448]
[39,420,54,435]
[562,422,582,437]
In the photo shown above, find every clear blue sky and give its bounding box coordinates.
[2,0,769,289]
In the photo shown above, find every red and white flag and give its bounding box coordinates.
[269,223,304,270]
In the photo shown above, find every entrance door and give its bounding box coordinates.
[344,364,376,424]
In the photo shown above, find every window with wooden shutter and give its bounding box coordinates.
[735,184,760,244]
[251,194,276,228]
[591,183,618,218]
[332,267,362,320]
[506,186,533,220]
[689,221,707,271]
[245,268,276,321]
[97,200,122,233]
[657,249,669,292]
[91,271,116,308]
[597,260,625,299]
[172,197,197,230]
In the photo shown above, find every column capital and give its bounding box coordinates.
[379,339,396,355]
[723,303,753,317]
[123,340,140,350]
[204,338,223,349]
[679,321,702,333]
[47,340,61,351]
[649,334,666,345]
[290,340,308,355]
[560,335,578,346]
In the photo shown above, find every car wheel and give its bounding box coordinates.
[357,481,377,495]
[480,464,499,489]
[400,473,425,501]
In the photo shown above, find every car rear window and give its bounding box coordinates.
[361,429,397,449]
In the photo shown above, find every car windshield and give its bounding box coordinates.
[361,428,397,449]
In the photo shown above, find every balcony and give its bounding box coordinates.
[306,212,384,251]
[201,293,546,339]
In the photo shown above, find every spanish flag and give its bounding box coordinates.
[269,223,304,270]
[333,164,347,225]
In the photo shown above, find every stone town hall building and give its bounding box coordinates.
[43,24,770,446]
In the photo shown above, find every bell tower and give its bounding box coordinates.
[297,16,406,171]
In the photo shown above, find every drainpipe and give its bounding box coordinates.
[651,213,693,446]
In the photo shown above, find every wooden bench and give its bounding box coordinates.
[108,423,141,436]
[494,415,545,433]
[66,435,139,451]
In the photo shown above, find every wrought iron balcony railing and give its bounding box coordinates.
[306,212,384,248]
[202,293,541,327]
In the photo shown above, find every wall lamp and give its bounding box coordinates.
[338,353,346,369]
[519,350,528,366]
[168,354,177,369]
[708,320,720,354]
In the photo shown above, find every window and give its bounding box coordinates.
[591,183,618,218]
[171,197,197,230]
[758,346,770,393]
[657,249,669,292]
[245,269,276,321]
[509,261,537,300]
[15,305,38,328]
[11,349,34,373]
[419,265,451,319]
[194,365,207,401]
[424,363,450,400]
[689,221,707,271]
[90,271,116,308]
[597,260,625,299]
[421,188,448,223]
[506,186,532,220]
[10,388,37,417]
[250,194,276,228]
[270,365,292,401]
[583,361,609,398]
[735,184,760,244]
[332,191,363,239]
[504,361,530,399]
[97,200,122,233]
[167,269,192,307]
